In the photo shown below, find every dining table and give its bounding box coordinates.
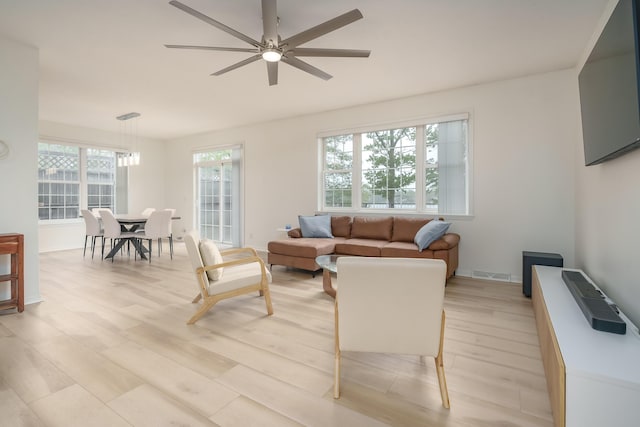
[101,213,180,260]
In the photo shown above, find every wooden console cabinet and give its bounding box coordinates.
[0,233,24,312]
[532,266,640,427]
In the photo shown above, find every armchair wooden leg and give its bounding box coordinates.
[334,349,341,399]
[334,298,341,399]
[262,279,273,316]
[187,299,217,325]
[435,310,450,409]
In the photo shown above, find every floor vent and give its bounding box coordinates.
[472,270,512,282]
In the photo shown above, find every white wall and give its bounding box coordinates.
[0,36,40,304]
[38,121,167,252]
[573,0,640,328]
[166,69,579,282]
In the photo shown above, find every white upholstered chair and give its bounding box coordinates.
[184,230,273,325]
[138,210,172,262]
[334,256,450,408]
[99,209,139,261]
[81,209,103,259]
[141,207,155,216]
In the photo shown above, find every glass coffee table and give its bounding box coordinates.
[316,254,340,298]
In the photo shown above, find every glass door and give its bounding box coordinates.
[194,147,242,246]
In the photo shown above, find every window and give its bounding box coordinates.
[87,149,116,211]
[321,115,469,215]
[38,142,124,221]
[38,143,80,220]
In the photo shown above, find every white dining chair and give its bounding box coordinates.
[81,209,103,259]
[139,210,172,262]
[141,208,155,216]
[99,209,139,262]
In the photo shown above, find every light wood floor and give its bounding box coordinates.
[0,243,553,427]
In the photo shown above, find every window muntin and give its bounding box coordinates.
[321,117,469,215]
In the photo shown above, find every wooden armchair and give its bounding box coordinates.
[184,230,273,325]
[334,256,450,408]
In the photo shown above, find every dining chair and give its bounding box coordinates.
[138,210,172,262]
[99,209,139,262]
[135,208,156,234]
[80,209,104,259]
[162,208,176,256]
[333,256,450,408]
[184,230,273,324]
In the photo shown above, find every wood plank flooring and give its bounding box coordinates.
[0,244,553,426]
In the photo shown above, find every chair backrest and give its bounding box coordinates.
[92,207,112,215]
[141,207,155,216]
[81,209,101,236]
[164,209,176,233]
[336,256,447,356]
[184,230,205,272]
[99,209,121,238]
[143,210,172,239]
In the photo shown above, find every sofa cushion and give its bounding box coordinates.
[331,216,352,238]
[381,241,435,258]
[335,238,387,257]
[268,238,340,258]
[299,215,333,238]
[415,220,451,252]
[391,217,431,242]
[350,216,393,240]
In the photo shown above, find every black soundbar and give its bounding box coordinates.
[561,270,626,334]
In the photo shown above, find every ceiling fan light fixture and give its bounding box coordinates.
[262,48,282,62]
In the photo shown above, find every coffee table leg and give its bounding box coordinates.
[323,269,336,298]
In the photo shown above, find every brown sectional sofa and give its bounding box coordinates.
[267,216,460,278]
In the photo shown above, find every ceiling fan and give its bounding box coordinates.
[165,0,371,86]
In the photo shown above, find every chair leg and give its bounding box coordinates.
[169,235,173,259]
[91,236,96,259]
[435,310,450,409]
[148,239,152,263]
[187,299,217,325]
[334,298,341,399]
[83,235,88,257]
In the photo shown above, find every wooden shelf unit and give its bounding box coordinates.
[0,233,24,312]
[532,265,640,427]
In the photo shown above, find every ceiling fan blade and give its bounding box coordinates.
[281,9,363,48]
[262,0,278,47]
[267,61,278,86]
[288,47,370,58]
[164,45,260,53]
[211,54,262,76]
[169,0,261,48]
[282,56,332,80]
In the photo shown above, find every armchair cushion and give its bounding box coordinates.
[199,239,224,281]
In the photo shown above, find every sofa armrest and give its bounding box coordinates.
[428,233,460,250]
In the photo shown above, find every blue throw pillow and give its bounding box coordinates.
[414,220,451,252]
[298,215,333,238]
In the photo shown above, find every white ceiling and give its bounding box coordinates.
[0,0,608,140]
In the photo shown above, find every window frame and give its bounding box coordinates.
[318,113,472,217]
